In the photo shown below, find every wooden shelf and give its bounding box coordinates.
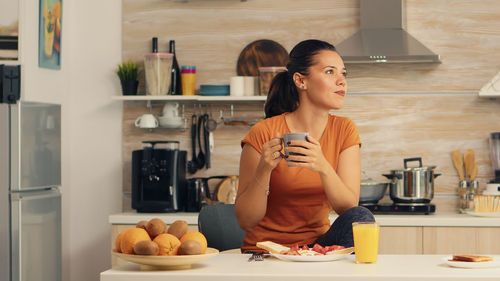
[112,95,267,102]
[0,59,20,65]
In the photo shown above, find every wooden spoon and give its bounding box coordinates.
[464,149,475,180]
[470,164,478,181]
[451,150,465,181]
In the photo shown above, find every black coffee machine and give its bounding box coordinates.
[132,141,186,212]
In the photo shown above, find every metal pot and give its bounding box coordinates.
[383,157,441,203]
[359,180,389,204]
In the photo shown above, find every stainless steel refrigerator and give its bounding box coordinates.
[0,101,61,281]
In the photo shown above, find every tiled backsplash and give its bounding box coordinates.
[122,93,500,212]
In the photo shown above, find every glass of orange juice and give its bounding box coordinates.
[352,222,380,263]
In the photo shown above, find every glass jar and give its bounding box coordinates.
[258,66,286,96]
[144,53,173,95]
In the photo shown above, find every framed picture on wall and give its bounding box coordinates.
[0,0,19,60]
[38,0,62,69]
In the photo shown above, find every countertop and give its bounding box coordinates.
[100,254,500,281]
[109,212,500,227]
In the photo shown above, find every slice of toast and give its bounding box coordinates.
[256,241,290,254]
[452,255,493,262]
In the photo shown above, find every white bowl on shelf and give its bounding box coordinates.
[158,116,184,129]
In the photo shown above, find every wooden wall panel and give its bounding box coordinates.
[123,0,500,93]
[121,0,500,212]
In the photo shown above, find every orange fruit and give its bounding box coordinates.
[115,228,130,253]
[120,228,151,254]
[180,231,207,254]
[153,233,181,256]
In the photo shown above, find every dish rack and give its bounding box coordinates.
[217,104,264,126]
[474,195,500,213]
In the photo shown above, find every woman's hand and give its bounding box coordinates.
[285,135,329,173]
[258,132,284,170]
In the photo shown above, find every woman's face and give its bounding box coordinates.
[301,50,347,110]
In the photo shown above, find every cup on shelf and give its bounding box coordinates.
[162,102,179,118]
[243,76,258,96]
[230,76,245,97]
[135,113,158,129]
[230,76,259,96]
[181,66,196,96]
[158,116,184,129]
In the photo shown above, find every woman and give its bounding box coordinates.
[235,39,375,253]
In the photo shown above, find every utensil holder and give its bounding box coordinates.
[458,180,468,213]
[458,180,479,213]
[467,180,479,211]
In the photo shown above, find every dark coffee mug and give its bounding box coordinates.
[281,132,309,166]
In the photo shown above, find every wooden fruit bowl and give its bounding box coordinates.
[112,247,219,270]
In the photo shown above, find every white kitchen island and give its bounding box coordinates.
[109,211,500,227]
[109,212,500,262]
[101,254,500,281]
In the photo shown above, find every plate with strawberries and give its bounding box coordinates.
[257,241,354,262]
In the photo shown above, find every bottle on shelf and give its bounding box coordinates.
[152,37,158,53]
[169,40,182,95]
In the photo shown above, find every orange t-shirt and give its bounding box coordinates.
[240,113,361,252]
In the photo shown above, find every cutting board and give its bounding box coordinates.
[216,176,239,204]
[236,39,289,76]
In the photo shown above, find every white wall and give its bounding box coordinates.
[65,0,122,280]
[16,0,123,280]
[18,0,68,104]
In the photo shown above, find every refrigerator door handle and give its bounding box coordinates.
[10,189,61,201]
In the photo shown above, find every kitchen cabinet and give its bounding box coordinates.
[379,226,423,254]
[423,227,500,254]
[381,226,500,255]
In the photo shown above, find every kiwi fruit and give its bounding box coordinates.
[167,220,188,239]
[146,218,167,239]
[133,240,159,255]
[178,240,203,255]
[136,220,148,230]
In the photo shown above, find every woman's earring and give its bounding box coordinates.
[301,85,305,89]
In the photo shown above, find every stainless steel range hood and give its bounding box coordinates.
[336,0,441,64]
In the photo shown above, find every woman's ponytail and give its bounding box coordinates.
[264,71,299,118]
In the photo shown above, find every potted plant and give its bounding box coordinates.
[116,60,139,95]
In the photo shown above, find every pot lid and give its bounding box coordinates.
[390,165,436,172]
[389,157,436,172]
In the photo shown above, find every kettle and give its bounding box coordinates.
[185,176,227,212]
